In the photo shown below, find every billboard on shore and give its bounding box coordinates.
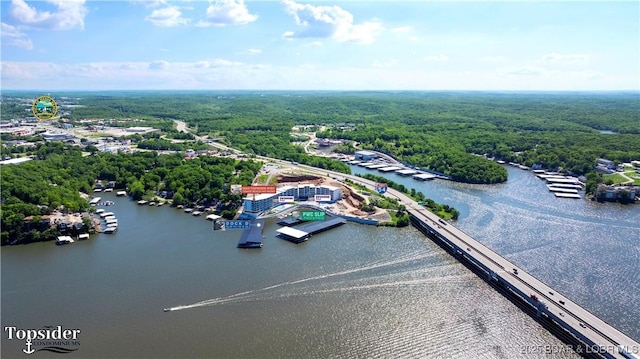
[314,194,332,202]
[242,185,277,194]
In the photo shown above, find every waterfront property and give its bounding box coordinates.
[354,150,377,162]
[242,184,342,218]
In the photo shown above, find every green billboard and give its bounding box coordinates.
[301,211,326,221]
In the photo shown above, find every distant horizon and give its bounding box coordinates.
[2,89,640,94]
[2,1,638,91]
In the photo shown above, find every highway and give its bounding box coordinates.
[188,131,639,358]
[340,173,640,359]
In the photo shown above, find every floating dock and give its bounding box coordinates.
[277,217,303,226]
[237,219,265,248]
[378,166,402,173]
[546,185,579,194]
[364,163,388,169]
[277,217,346,244]
[396,169,417,176]
[554,192,581,199]
[413,173,437,181]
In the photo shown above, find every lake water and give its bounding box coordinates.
[2,165,638,358]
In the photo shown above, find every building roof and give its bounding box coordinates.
[355,150,377,156]
[276,226,308,239]
[0,157,33,165]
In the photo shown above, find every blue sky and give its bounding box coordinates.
[1,0,638,91]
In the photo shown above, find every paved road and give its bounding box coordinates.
[339,173,640,359]
[170,123,639,357]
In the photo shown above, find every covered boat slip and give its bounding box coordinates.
[276,217,347,244]
[237,219,265,248]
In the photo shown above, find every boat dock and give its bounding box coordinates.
[546,185,579,194]
[413,173,437,181]
[378,166,402,173]
[277,217,304,226]
[277,217,346,244]
[342,175,638,358]
[396,169,417,176]
[237,219,265,248]
[553,192,582,199]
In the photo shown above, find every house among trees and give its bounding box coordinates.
[595,184,638,203]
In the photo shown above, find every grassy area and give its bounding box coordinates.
[604,169,640,185]
[603,173,627,184]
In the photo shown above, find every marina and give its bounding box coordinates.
[3,166,639,358]
[276,216,347,243]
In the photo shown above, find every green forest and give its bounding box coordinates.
[0,142,261,245]
[2,91,639,244]
[5,90,637,184]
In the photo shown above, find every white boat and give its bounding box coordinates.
[104,227,117,233]
[95,209,105,214]
[192,211,202,216]
[137,200,148,205]
[56,236,75,245]
[184,208,194,213]
[78,233,90,240]
[100,212,115,218]
[116,191,127,196]
[106,222,118,228]
[104,188,113,192]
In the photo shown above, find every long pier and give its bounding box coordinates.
[343,174,640,359]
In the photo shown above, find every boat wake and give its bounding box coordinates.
[164,253,441,312]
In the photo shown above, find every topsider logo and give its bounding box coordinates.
[4,326,80,355]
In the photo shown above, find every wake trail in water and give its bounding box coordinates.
[166,252,434,311]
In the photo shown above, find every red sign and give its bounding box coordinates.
[242,185,277,194]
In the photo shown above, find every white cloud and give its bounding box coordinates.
[10,0,88,30]
[193,59,242,68]
[305,41,322,47]
[145,5,189,27]
[281,0,383,44]
[244,48,262,55]
[0,61,634,91]
[131,0,167,8]
[1,22,33,49]
[196,0,257,27]
[390,26,411,33]
[372,59,398,68]
[500,66,547,76]
[149,60,169,70]
[424,54,448,62]
[540,53,588,65]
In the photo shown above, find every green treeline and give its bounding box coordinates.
[357,173,460,220]
[4,91,639,184]
[1,142,262,245]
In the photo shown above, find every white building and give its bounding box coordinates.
[354,150,377,162]
[243,184,342,216]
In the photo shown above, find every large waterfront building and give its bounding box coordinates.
[243,184,342,216]
[354,150,377,162]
